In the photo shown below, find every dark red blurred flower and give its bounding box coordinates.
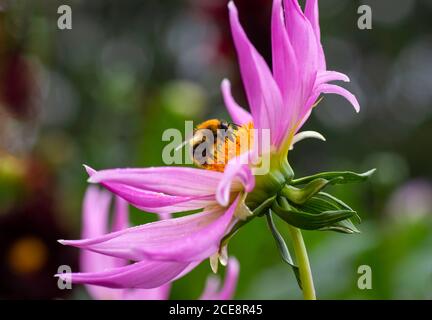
[195,0,272,64]
[0,12,39,120]
[0,157,78,299]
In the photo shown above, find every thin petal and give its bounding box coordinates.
[221,79,253,125]
[290,130,326,150]
[97,181,210,211]
[137,198,218,215]
[316,71,350,85]
[228,2,284,146]
[305,0,326,70]
[216,151,255,207]
[271,0,300,146]
[84,165,230,213]
[112,196,129,232]
[305,0,320,40]
[199,276,220,300]
[317,83,360,113]
[283,0,318,85]
[80,187,126,299]
[87,166,229,196]
[81,186,111,239]
[56,260,189,289]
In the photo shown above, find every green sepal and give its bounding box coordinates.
[318,218,360,234]
[272,196,356,231]
[265,211,302,289]
[297,192,361,233]
[291,168,376,186]
[280,178,337,205]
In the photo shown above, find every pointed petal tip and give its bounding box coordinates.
[354,102,361,113]
[365,168,377,176]
[221,78,230,88]
[58,239,83,247]
[83,164,97,179]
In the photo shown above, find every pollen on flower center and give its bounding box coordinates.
[191,121,254,172]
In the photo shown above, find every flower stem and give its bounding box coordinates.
[287,225,316,300]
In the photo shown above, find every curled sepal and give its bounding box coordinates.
[272,197,356,231]
[265,211,302,289]
[295,192,361,234]
[280,178,335,205]
[291,169,376,186]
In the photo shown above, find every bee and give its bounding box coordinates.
[189,119,253,172]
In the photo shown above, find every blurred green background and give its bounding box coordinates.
[0,0,431,299]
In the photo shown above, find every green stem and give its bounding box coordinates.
[287,225,316,300]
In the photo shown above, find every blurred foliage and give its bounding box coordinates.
[0,0,431,299]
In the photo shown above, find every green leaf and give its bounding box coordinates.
[291,168,376,186]
[272,197,356,231]
[265,211,302,289]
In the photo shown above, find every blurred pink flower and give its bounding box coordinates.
[71,186,239,300]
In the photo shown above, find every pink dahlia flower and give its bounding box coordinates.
[58,0,360,294]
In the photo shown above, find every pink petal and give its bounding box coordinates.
[60,199,239,263]
[56,259,189,289]
[112,196,129,232]
[98,181,210,211]
[304,0,320,41]
[271,0,300,146]
[137,198,218,215]
[221,79,253,125]
[200,257,240,300]
[216,151,255,207]
[305,0,326,70]
[87,166,229,196]
[316,70,350,85]
[81,186,111,239]
[283,0,318,87]
[317,83,360,113]
[228,2,284,146]
[80,187,126,299]
[85,165,230,214]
